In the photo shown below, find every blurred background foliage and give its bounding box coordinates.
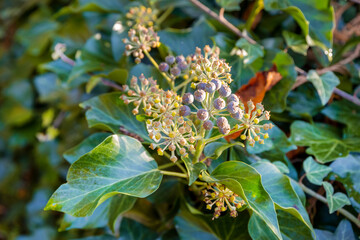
[0,0,359,239]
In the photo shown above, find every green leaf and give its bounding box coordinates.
[315,219,356,240]
[158,19,216,56]
[203,161,282,240]
[307,70,340,105]
[330,154,360,212]
[323,181,350,214]
[55,0,124,17]
[290,121,360,163]
[253,161,315,240]
[215,0,242,11]
[322,100,360,137]
[63,133,111,164]
[235,38,264,65]
[80,92,150,142]
[174,216,218,240]
[263,51,296,112]
[44,135,162,217]
[119,218,159,240]
[303,157,332,185]
[282,30,308,55]
[182,157,206,186]
[204,141,244,159]
[272,161,290,174]
[59,194,136,232]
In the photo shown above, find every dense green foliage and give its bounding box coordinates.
[0,0,360,239]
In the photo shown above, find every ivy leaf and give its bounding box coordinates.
[303,157,332,186]
[158,19,216,56]
[174,216,218,240]
[322,181,351,214]
[322,100,360,137]
[182,157,206,186]
[282,30,308,55]
[59,194,136,232]
[203,161,282,240]
[307,70,340,105]
[272,161,290,174]
[44,135,162,217]
[80,92,150,142]
[330,154,360,213]
[253,162,315,240]
[204,141,244,159]
[216,0,242,11]
[119,218,159,240]
[235,39,264,65]
[290,121,360,163]
[315,219,356,240]
[55,0,124,17]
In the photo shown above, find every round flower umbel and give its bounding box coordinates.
[189,45,232,87]
[121,74,159,115]
[203,183,246,220]
[159,55,191,80]
[125,6,157,28]
[123,25,160,63]
[147,116,197,162]
[233,101,273,146]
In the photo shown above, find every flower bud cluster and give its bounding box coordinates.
[203,183,246,220]
[188,45,232,87]
[234,101,273,146]
[120,74,158,115]
[125,6,157,28]
[159,55,191,80]
[123,25,160,63]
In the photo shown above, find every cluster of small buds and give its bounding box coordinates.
[203,183,246,220]
[125,6,157,28]
[121,74,158,115]
[234,101,273,146]
[147,117,197,162]
[188,45,232,87]
[123,25,160,63]
[159,55,191,80]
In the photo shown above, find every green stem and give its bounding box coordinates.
[175,161,187,174]
[204,127,245,144]
[174,77,193,92]
[299,182,360,228]
[143,50,174,89]
[158,162,175,170]
[160,170,188,179]
[193,126,206,163]
[156,6,174,26]
[193,181,208,186]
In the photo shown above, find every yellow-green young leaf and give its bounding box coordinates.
[44,135,162,217]
[86,76,102,93]
[290,121,360,163]
[204,141,244,159]
[80,92,150,142]
[323,182,351,214]
[204,161,282,240]
[303,157,332,185]
[235,38,264,65]
[253,162,315,240]
[307,70,340,105]
[282,30,308,55]
[182,156,206,186]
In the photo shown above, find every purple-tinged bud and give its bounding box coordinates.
[227,101,239,114]
[219,124,230,135]
[214,98,226,110]
[211,79,222,90]
[227,94,239,104]
[178,61,188,70]
[197,109,209,121]
[182,93,194,105]
[194,89,206,102]
[159,62,169,72]
[219,85,231,97]
[205,82,216,93]
[216,117,228,128]
[179,105,191,116]
[165,56,175,64]
[170,66,181,76]
[203,120,213,130]
[231,109,243,120]
[197,82,206,90]
[176,55,185,63]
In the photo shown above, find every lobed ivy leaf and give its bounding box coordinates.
[322,100,360,137]
[290,121,360,163]
[182,157,206,186]
[322,181,351,214]
[80,92,150,142]
[303,157,332,186]
[202,161,282,240]
[204,141,244,159]
[44,135,162,217]
[307,70,340,105]
[282,30,308,55]
[330,154,360,213]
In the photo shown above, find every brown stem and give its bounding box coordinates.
[188,0,257,44]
